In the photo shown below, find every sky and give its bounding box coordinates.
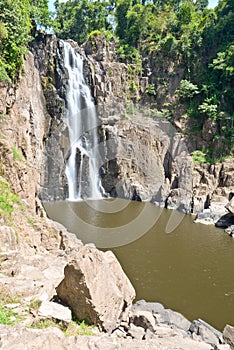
[208,0,219,8]
[48,0,219,13]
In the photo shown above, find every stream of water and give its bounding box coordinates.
[43,199,234,331]
[63,41,103,200]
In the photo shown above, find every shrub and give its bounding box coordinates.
[177,80,199,99]
[0,179,20,219]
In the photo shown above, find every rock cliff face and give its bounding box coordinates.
[0,51,46,214]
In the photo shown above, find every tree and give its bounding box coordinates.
[0,0,31,81]
[30,0,52,28]
[0,0,52,82]
[54,0,111,44]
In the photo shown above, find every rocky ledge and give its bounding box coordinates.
[0,220,233,350]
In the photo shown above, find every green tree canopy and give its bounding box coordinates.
[0,0,51,82]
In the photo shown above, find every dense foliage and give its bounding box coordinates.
[0,0,51,82]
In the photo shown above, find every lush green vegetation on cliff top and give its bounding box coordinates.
[0,0,51,82]
[0,0,233,160]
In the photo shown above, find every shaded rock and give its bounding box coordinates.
[225,225,234,237]
[56,246,135,331]
[215,213,234,228]
[202,118,217,142]
[130,310,156,333]
[223,325,234,350]
[38,301,72,324]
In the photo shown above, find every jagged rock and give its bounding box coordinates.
[202,118,217,142]
[192,159,234,220]
[56,246,135,331]
[225,225,234,237]
[38,301,72,324]
[111,326,127,338]
[223,325,234,350]
[190,319,222,346]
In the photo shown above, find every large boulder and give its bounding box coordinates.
[56,246,135,332]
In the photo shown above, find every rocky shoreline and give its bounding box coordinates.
[0,218,233,350]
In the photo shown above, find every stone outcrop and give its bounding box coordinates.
[193,159,234,226]
[99,114,193,212]
[223,325,234,349]
[56,246,135,331]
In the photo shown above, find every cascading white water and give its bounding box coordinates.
[63,41,103,200]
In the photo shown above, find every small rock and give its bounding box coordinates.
[130,310,156,332]
[214,345,232,350]
[38,301,72,324]
[190,319,222,346]
[8,316,17,324]
[4,303,21,309]
[132,299,165,314]
[111,326,127,338]
[127,324,145,340]
[223,325,234,350]
[225,225,234,237]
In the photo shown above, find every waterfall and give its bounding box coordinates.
[63,41,103,200]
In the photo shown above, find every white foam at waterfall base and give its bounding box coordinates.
[62,41,103,200]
